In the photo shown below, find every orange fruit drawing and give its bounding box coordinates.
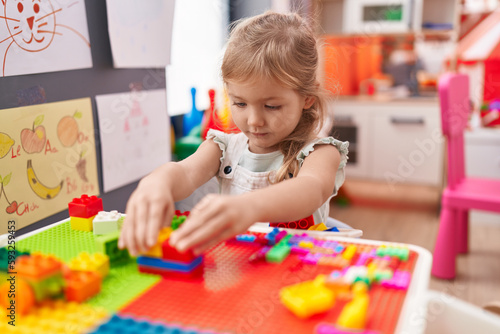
[57,116,79,147]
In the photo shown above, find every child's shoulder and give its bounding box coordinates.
[297,137,349,166]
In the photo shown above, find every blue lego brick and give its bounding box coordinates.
[326,226,340,232]
[137,256,203,272]
[235,234,257,242]
[89,314,209,333]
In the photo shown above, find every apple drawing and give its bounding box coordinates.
[21,115,46,154]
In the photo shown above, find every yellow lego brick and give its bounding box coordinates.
[70,215,95,232]
[69,252,109,278]
[5,300,108,334]
[342,244,357,260]
[308,223,328,231]
[298,241,314,249]
[142,227,173,258]
[280,275,335,319]
[336,291,369,330]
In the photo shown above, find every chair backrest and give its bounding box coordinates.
[438,73,470,189]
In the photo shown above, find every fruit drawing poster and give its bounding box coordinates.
[0,98,98,233]
[0,0,92,77]
[95,89,171,193]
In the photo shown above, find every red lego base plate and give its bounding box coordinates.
[120,234,418,334]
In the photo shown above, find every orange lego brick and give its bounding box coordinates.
[64,270,102,303]
[16,253,63,281]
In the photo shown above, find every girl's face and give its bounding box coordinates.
[227,78,314,154]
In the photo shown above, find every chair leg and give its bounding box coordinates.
[456,210,469,254]
[432,206,457,279]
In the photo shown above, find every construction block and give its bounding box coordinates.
[93,210,122,235]
[248,246,271,264]
[0,247,29,272]
[138,263,204,279]
[381,270,411,289]
[137,256,203,272]
[270,214,315,230]
[171,215,187,230]
[235,234,257,242]
[0,277,35,316]
[308,222,328,231]
[70,215,95,232]
[95,231,130,265]
[69,252,109,278]
[266,243,291,263]
[28,272,65,301]
[143,227,172,258]
[89,314,207,334]
[16,253,63,281]
[280,275,335,319]
[64,270,102,303]
[161,238,196,263]
[342,245,357,260]
[68,194,103,218]
[336,290,369,330]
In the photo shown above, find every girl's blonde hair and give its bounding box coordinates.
[221,11,327,183]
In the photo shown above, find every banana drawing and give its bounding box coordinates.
[27,160,64,199]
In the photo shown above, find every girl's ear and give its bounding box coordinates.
[304,96,315,110]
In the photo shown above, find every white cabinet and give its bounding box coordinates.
[331,99,444,186]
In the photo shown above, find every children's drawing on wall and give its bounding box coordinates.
[0,98,99,233]
[106,0,174,68]
[96,89,171,193]
[0,0,92,77]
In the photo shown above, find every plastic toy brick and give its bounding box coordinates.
[138,263,204,279]
[28,272,65,301]
[95,231,130,265]
[137,255,203,272]
[317,255,349,268]
[280,274,335,319]
[142,227,173,258]
[70,215,95,232]
[88,314,213,334]
[342,244,357,260]
[64,270,102,303]
[270,214,315,230]
[316,323,380,334]
[16,253,63,281]
[0,248,29,272]
[266,242,291,263]
[235,234,257,242]
[161,238,197,263]
[290,246,309,255]
[308,222,328,231]
[264,228,280,246]
[274,230,288,243]
[171,215,187,230]
[336,291,369,329]
[298,240,314,249]
[300,252,322,265]
[69,252,109,278]
[326,226,340,232]
[248,246,270,263]
[174,209,190,217]
[381,270,411,289]
[93,210,122,235]
[68,194,103,218]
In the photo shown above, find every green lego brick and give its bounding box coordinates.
[95,231,130,265]
[28,272,65,301]
[0,247,29,272]
[171,215,186,230]
[16,220,160,312]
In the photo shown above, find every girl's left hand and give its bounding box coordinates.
[169,194,256,255]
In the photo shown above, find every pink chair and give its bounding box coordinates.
[432,73,500,279]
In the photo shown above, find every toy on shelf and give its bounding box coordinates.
[182,87,204,136]
[201,89,223,140]
[137,211,204,279]
[69,194,103,232]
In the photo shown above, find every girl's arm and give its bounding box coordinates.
[119,139,222,256]
[170,144,341,254]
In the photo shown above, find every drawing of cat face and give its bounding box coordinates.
[3,0,56,52]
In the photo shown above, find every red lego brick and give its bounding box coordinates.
[270,214,315,230]
[68,194,103,218]
[174,210,190,217]
[16,254,63,281]
[161,239,196,263]
[64,270,102,303]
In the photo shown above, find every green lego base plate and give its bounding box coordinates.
[15,220,160,312]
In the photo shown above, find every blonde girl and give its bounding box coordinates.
[119,11,348,256]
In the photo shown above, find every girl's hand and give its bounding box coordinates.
[118,173,175,256]
[169,194,256,255]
